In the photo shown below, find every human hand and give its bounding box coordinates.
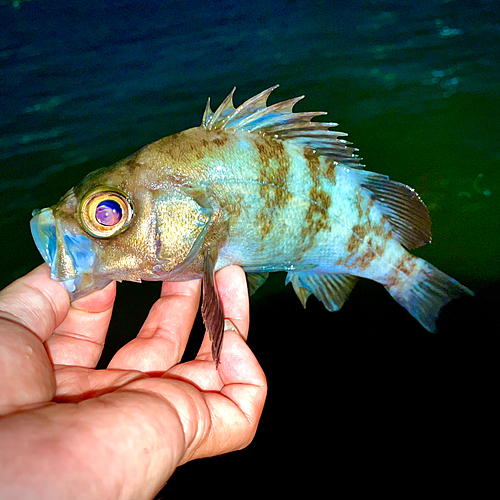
[0,264,266,500]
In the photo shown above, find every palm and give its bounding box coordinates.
[0,265,266,495]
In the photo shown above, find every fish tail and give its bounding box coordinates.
[384,257,473,331]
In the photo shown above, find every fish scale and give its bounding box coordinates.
[30,85,473,366]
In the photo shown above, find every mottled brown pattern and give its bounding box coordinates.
[253,134,292,239]
[120,128,237,193]
[301,197,331,242]
[355,191,364,219]
[148,129,225,167]
[225,192,243,219]
[212,136,228,147]
[396,253,418,277]
[351,249,377,270]
[300,148,332,251]
[256,209,273,239]
[102,129,235,201]
[324,159,337,184]
[346,224,365,253]
[125,152,142,170]
[70,127,242,282]
[346,195,375,252]
[343,197,388,271]
[384,253,420,289]
[33,87,474,339]
[304,147,321,184]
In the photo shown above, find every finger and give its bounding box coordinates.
[0,264,69,342]
[176,327,267,463]
[44,281,116,368]
[193,266,266,459]
[108,278,201,372]
[0,265,70,412]
[125,326,267,466]
[198,329,267,459]
[53,365,147,402]
[216,266,250,340]
[164,266,266,462]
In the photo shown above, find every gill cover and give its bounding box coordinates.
[153,186,214,277]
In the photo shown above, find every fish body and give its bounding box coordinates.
[31,86,473,364]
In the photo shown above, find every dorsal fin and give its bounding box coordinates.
[347,168,432,249]
[201,85,363,169]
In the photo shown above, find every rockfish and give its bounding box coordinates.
[30,85,473,365]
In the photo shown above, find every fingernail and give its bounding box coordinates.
[224,319,248,343]
[224,319,239,333]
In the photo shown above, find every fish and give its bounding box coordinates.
[30,85,473,365]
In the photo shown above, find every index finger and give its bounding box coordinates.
[45,280,116,368]
[108,278,201,373]
[215,266,250,340]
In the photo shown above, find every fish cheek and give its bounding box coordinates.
[154,189,213,275]
[83,190,157,279]
[90,234,139,279]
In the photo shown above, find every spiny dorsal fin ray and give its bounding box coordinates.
[202,85,363,169]
[225,85,279,126]
[202,97,213,129]
[230,95,306,131]
[206,87,236,130]
[204,85,277,131]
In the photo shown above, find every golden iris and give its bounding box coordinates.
[79,188,133,238]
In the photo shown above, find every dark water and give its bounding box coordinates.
[1,0,497,492]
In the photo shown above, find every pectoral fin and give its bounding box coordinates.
[202,245,225,367]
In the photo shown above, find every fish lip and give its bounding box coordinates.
[30,207,98,294]
[30,208,58,270]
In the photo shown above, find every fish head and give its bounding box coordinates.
[30,181,133,298]
[30,146,215,300]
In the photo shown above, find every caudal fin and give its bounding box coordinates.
[384,258,473,332]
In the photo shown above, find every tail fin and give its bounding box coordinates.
[384,258,473,332]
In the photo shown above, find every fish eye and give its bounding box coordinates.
[79,188,133,238]
[95,199,122,226]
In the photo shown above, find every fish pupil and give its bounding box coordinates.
[95,200,122,226]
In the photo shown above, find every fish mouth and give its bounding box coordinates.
[30,207,99,297]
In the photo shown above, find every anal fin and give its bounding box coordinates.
[246,272,269,295]
[286,272,359,311]
[202,246,225,368]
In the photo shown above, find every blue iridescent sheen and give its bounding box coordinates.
[30,207,97,294]
[30,208,57,269]
[63,233,96,275]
